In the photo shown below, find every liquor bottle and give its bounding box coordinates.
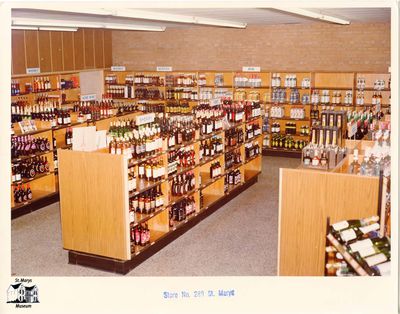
[371,261,391,276]
[65,127,73,146]
[128,167,136,192]
[363,250,390,268]
[348,236,390,253]
[330,216,379,234]
[209,161,222,179]
[335,223,380,243]
[348,149,361,174]
[170,171,195,196]
[353,245,390,262]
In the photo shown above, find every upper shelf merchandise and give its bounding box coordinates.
[10,69,391,218]
[57,97,263,271]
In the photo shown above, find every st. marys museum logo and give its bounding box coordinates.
[7,278,39,308]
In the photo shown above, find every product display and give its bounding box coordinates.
[10,55,390,281]
[326,215,391,276]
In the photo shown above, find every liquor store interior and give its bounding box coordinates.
[10,6,392,277]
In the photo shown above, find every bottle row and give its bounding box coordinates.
[11,156,50,182]
[13,183,33,204]
[269,107,306,119]
[268,134,308,150]
[329,216,390,276]
[128,166,246,227]
[356,77,389,91]
[271,122,310,136]
[11,76,78,96]
[11,136,51,159]
[271,73,311,89]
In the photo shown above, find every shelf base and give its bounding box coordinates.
[262,148,302,158]
[67,174,259,275]
[11,192,59,220]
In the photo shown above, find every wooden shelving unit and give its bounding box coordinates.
[277,139,381,276]
[58,112,262,273]
[11,69,391,218]
[264,72,312,157]
[10,69,142,219]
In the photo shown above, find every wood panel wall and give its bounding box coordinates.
[11,29,112,75]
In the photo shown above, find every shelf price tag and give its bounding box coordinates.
[111,65,126,71]
[210,98,221,107]
[26,67,41,74]
[156,66,172,72]
[136,113,155,126]
[242,66,260,72]
[18,119,37,133]
[80,94,97,101]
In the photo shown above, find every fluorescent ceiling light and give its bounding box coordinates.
[271,8,350,25]
[104,24,165,31]
[11,26,38,30]
[194,17,246,28]
[12,18,103,28]
[20,8,246,28]
[12,18,165,32]
[114,9,196,23]
[116,9,246,28]
[39,27,78,32]
[32,8,111,16]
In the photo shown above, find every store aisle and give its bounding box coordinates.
[11,156,299,276]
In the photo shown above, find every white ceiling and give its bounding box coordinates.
[11,8,391,28]
[149,8,391,24]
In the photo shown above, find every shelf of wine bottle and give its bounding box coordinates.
[11,150,52,163]
[326,234,369,276]
[127,150,165,168]
[134,84,165,88]
[131,206,167,228]
[11,190,58,210]
[131,230,169,256]
[200,172,224,190]
[245,154,261,164]
[355,103,390,107]
[198,151,224,167]
[225,161,243,172]
[244,134,262,144]
[265,102,310,105]
[12,171,54,185]
[356,88,391,92]
[169,189,198,207]
[12,109,142,137]
[313,87,354,91]
[129,178,166,198]
[167,164,197,180]
[200,194,221,210]
[264,147,302,152]
[225,142,244,154]
[270,116,310,121]
[233,86,270,89]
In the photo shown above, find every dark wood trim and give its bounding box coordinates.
[262,148,301,158]
[11,192,60,219]
[68,175,259,275]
